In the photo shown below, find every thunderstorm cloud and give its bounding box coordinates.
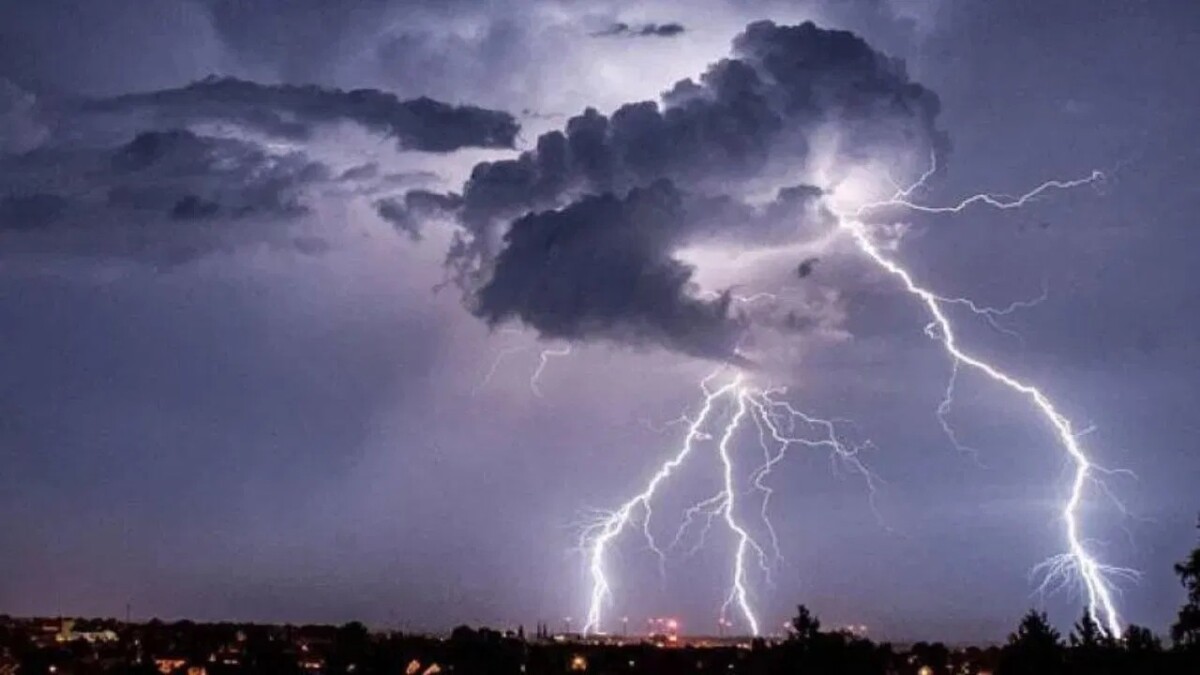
[433,20,946,361]
[2,0,1194,640]
[475,182,747,363]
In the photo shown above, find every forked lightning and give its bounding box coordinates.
[841,160,1136,637]
[578,371,875,636]
[576,157,1133,638]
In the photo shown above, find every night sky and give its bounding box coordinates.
[1,0,1198,644]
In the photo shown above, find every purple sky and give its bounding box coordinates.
[1,0,1198,643]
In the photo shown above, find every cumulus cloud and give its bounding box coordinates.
[451,20,942,233]
[443,177,838,361]
[86,76,520,152]
[431,20,945,360]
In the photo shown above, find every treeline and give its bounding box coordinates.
[1,519,1197,674]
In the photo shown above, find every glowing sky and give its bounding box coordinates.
[1,0,1198,643]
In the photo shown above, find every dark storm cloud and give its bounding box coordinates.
[456,178,833,360]
[375,190,463,241]
[0,128,329,261]
[109,129,324,220]
[87,77,520,152]
[797,256,820,278]
[592,22,687,38]
[476,181,746,362]
[2,68,513,260]
[442,20,944,359]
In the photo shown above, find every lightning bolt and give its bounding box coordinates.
[478,340,572,397]
[856,155,1106,217]
[939,283,1049,345]
[579,370,739,636]
[475,344,529,394]
[838,157,1136,637]
[747,388,882,529]
[579,370,877,637]
[714,390,760,636]
[570,153,1130,638]
[531,345,572,397]
[936,360,981,463]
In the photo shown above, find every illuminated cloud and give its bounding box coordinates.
[438,20,945,359]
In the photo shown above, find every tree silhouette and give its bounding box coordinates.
[1069,610,1103,649]
[1122,624,1162,654]
[780,605,887,675]
[910,641,950,673]
[999,610,1064,675]
[789,604,821,644]
[1174,516,1200,649]
[332,621,370,671]
[1068,609,1116,675]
